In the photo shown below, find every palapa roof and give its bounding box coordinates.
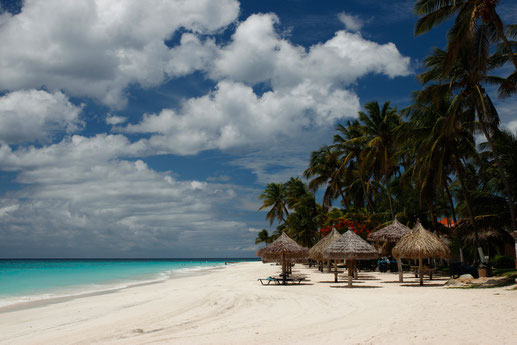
[324,230,379,260]
[368,217,411,243]
[309,228,342,261]
[256,232,308,261]
[392,221,450,259]
[454,219,515,245]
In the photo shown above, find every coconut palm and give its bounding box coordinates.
[258,183,289,226]
[333,120,376,213]
[415,0,517,70]
[355,101,401,219]
[303,145,345,207]
[255,229,274,245]
[418,46,517,234]
[405,93,480,260]
[285,193,320,247]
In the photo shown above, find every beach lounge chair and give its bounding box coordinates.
[258,277,306,285]
[285,277,305,284]
[258,277,280,285]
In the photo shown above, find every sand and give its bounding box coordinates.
[0,262,516,345]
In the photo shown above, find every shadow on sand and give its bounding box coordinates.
[329,285,383,289]
[400,282,445,287]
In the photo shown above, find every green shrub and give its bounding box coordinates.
[491,255,515,269]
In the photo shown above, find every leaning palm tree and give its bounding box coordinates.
[258,183,289,226]
[355,101,401,219]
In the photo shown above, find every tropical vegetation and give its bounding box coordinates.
[256,0,516,266]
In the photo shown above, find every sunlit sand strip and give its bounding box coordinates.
[0,262,515,345]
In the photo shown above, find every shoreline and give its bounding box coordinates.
[0,262,516,344]
[0,261,231,311]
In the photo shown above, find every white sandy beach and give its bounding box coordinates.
[1,262,516,345]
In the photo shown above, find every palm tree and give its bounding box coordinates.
[355,101,401,219]
[405,93,478,261]
[418,46,517,235]
[303,145,345,207]
[258,183,289,226]
[333,120,376,213]
[285,193,320,247]
[415,0,517,70]
[255,229,273,245]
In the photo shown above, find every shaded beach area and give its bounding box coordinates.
[1,262,516,344]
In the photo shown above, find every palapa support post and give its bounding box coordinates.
[334,259,338,283]
[419,255,423,286]
[324,230,379,288]
[347,260,353,287]
[392,221,450,287]
[282,253,287,285]
[397,257,403,282]
[327,260,331,273]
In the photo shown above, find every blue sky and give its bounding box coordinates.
[0,0,515,258]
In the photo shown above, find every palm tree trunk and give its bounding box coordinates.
[454,156,486,264]
[283,206,290,220]
[430,206,438,234]
[385,174,395,219]
[360,178,375,213]
[339,190,350,215]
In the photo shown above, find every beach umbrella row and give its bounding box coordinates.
[257,220,451,287]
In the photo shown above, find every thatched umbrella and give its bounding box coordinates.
[256,232,308,284]
[455,219,514,244]
[368,217,411,282]
[309,228,342,274]
[324,230,379,287]
[392,221,450,285]
[368,217,411,242]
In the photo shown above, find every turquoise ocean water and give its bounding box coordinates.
[0,259,256,307]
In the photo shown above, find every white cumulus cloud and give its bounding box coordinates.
[337,12,364,32]
[0,0,240,108]
[121,13,410,157]
[0,136,258,257]
[211,13,410,87]
[0,90,83,144]
[106,114,127,125]
[121,80,360,155]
